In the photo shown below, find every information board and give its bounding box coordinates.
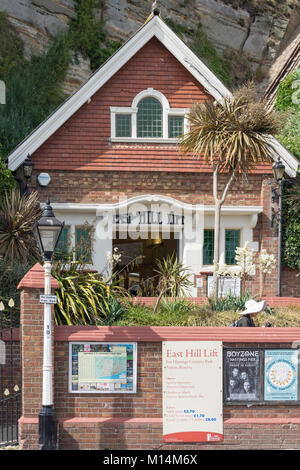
[224,348,261,402]
[162,341,223,443]
[69,342,137,393]
[264,350,298,401]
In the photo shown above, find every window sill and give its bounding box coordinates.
[110,137,179,144]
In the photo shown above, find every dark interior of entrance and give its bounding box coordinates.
[113,232,178,296]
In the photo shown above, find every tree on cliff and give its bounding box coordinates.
[180,83,282,297]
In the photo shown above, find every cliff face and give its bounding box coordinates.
[0,0,299,94]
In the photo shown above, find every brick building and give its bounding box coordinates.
[7,13,299,297]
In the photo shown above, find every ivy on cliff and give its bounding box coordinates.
[69,0,121,71]
[275,68,300,160]
[274,68,300,271]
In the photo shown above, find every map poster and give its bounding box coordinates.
[264,350,299,401]
[224,349,261,402]
[162,341,223,443]
[69,342,137,393]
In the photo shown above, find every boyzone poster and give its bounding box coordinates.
[225,349,260,402]
[264,350,298,401]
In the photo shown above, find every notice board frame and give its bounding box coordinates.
[69,341,138,394]
[223,346,300,405]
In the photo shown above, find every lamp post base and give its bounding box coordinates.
[38,405,57,450]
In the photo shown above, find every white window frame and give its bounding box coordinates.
[110,88,189,143]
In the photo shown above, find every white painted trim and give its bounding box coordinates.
[110,137,178,143]
[50,195,263,216]
[110,88,188,141]
[7,15,298,176]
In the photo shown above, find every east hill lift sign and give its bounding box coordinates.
[113,210,184,225]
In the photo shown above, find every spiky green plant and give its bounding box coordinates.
[0,189,42,262]
[153,254,193,313]
[180,82,283,297]
[52,259,127,325]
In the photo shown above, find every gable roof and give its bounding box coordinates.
[7,14,299,177]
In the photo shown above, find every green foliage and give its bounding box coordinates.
[282,184,300,271]
[0,258,33,326]
[191,25,231,86]
[69,0,121,71]
[164,19,231,86]
[114,299,194,327]
[164,18,190,37]
[0,5,122,157]
[0,12,24,81]
[112,300,296,327]
[275,68,300,112]
[0,145,16,199]
[0,34,70,156]
[52,259,127,325]
[208,291,252,312]
[275,69,300,160]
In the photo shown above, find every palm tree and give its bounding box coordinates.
[0,189,42,262]
[180,83,283,297]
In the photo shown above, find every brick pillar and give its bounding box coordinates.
[17,263,59,450]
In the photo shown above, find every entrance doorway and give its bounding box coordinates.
[113,232,179,296]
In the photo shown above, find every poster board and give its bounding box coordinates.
[224,348,300,404]
[162,341,223,443]
[69,342,137,393]
[264,350,298,401]
[224,348,261,402]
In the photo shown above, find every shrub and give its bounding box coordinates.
[52,259,127,325]
[208,291,252,312]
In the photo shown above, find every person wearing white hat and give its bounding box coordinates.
[235,299,267,327]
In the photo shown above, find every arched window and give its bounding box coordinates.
[110,88,189,141]
[137,97,162,138]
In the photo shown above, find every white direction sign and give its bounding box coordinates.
[163,341,223,443]
[39,294,58,304]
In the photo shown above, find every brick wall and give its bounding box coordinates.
[17,272,300,450]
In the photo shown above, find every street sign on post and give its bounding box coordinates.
[39,294,58,304]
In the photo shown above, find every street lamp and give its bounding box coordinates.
[272,158,285,297]
[34,200,64,450]
[13,154,34,196]
[23,155,34,196]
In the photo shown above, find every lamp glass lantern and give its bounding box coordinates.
[34,200,64,261]
[23,155,34,180]
[272,158,285,182]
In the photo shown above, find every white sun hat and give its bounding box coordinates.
[241,299,267,315]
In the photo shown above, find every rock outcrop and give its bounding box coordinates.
[0,0,299,94]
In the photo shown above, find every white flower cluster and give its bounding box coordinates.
[234,241,256,277]
[106,247,122,268]
[214,242,276,280]
[258,249,276,274]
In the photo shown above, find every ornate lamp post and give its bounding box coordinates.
[272,158,285,297]
[34,200,64,450]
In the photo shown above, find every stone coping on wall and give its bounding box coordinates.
[54,325,300,343]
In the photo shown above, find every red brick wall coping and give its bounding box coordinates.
[17,262,59,290]
[54,326,300,343]
[19,417,300,426]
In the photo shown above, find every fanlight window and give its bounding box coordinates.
[111,89,188,141]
